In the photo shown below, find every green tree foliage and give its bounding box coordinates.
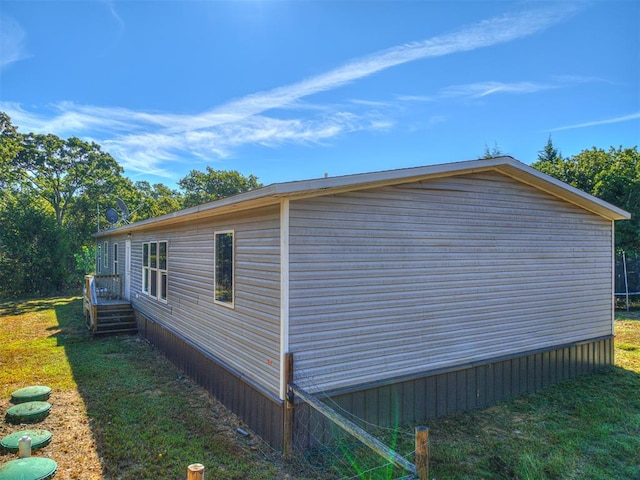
[11,133,125,227]
[482,142,504,159]
[0,112,21,167]
[0,113,22,203]
[74,245,96,276]
[0,113,138,295]
[532,145,640,253]
[537,135,562,164]
[178,167,262,208]
[0,195,75,296]
[133,181,183,220]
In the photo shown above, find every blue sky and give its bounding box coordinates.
[1,1,638,188]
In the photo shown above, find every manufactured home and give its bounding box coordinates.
[91,157,629,450]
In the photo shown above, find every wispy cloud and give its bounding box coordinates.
[550,112,640,131]
[1,3,581,177]
[440,81,554,98]
[1,16,29,69]
[399,75,603,103]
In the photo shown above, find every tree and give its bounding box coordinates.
[532,146,640,253]
[0,112,22,167]
[178,167,262,208]
[0,113,22,203]
[537,135,562,164]
[0,194,75,296]
[11,134,125,227]
[133,181,183,220]
[1,118,137,295]
[482,142,504,159]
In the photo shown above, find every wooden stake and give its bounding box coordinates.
[187,463,205,480]
[282,352,294,457]
[415,426,429,480]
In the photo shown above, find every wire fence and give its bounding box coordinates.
[290,368,428,480]
[615,251,640,310]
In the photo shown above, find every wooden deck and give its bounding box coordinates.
[84,275,137,335]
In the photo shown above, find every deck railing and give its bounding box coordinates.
[84,274,123,332]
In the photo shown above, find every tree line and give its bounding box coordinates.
[1,112,638,297]
[0,113,261,296]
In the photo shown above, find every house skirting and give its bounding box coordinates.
[134,311,285,450]
[293,336,614,449]
[132,311,613,452]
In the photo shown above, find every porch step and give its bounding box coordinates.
[95,304,137,335]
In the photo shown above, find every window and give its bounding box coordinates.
[142,243,149,294]
[159,241,168,301]
[103,241,108,269]
[142,241,168,302]
[96,244,102,274]
[214,231,234,306]
[113,243,118,274]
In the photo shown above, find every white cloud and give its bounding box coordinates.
[440,81,554,98]
[0,17,29,69]
[551,112,640,132]
[1,4,581,177]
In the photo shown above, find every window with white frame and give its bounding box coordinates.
[214,231,234,306]
[113,243,118,274]
[103,241,108,269]
[142,241,168,302]
[96,244,102,274]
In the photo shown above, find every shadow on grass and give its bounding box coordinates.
[48,297,287,480]
[615,308,640,321]
[0,296,75,317]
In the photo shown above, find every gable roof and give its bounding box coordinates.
[96,156,630,237]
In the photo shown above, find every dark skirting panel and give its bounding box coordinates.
[135,311,285,451]
[293,336,614,450]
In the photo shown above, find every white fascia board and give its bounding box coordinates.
[95,156,630,238]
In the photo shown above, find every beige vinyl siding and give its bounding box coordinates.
[288,171,614,393]
[129,206,282,396]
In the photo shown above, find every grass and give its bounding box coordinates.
[1,297,639,479]
[0,296,312,480]
[318,311,640,480]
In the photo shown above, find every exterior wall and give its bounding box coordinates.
[293,336,613,449]
[288,171,614,393]
[97,235,127,276]
[127,205,282,398]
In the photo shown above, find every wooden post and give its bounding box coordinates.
[282,352,294,457]
[187,463,204,480]
[415,426,429,480]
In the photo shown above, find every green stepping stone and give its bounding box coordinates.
[11,386,52,404]
[0,430,52,452]
[5,402,51,424]
[0,457,57,480]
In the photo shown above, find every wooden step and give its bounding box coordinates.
[94,303,137,335]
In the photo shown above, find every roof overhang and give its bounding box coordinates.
[95,156,630,238]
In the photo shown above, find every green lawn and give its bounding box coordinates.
[1,297,638,479]
[321,311,640,479]
[0,297,307,480]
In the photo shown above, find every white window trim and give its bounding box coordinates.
[141,242,149,294]
[103,241,109,269]
[96,244,102,274]
[141,240,168,303]
[113,243,118,275]
[214,230,235,308]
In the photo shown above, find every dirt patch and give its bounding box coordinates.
[1,391,103,479]
[0,372,319,480]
